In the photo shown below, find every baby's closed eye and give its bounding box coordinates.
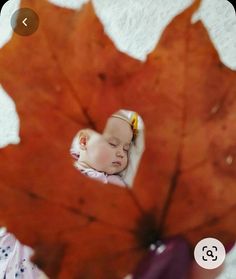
[108,142,118,147]
[108,141,130,153]
[123,144,130,152]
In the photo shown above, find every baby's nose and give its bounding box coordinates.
[116,150,124,158]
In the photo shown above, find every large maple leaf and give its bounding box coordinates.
[0,0,236,278]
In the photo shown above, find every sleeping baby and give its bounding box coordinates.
[70,111,139,187]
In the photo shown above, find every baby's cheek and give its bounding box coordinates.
[120,155,128,170]
[97,148,113,165]
[124,156,129,167]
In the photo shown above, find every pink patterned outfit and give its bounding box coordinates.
[74,161,127,187]
[0,229,42,279]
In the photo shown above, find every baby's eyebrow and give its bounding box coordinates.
[108,137,120,144]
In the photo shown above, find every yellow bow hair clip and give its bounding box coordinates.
[131,112,138,141]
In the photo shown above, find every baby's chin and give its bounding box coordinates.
[105,166,126,175]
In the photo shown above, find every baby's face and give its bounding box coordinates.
[85,117,133,175]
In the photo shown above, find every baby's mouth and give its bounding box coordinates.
[112,161,121,167]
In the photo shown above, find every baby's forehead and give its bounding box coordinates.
[104,117,133,141]
[108,116,128,126]
[106,117,130,130]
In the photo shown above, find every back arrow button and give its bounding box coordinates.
[22,18,28,27]
[11,8,39,36]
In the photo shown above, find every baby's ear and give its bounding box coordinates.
[78,129,90,150]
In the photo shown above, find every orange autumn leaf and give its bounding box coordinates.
[0,0,236,278]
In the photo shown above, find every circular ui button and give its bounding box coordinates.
[194,238,226,269]
[11,8,39,36]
